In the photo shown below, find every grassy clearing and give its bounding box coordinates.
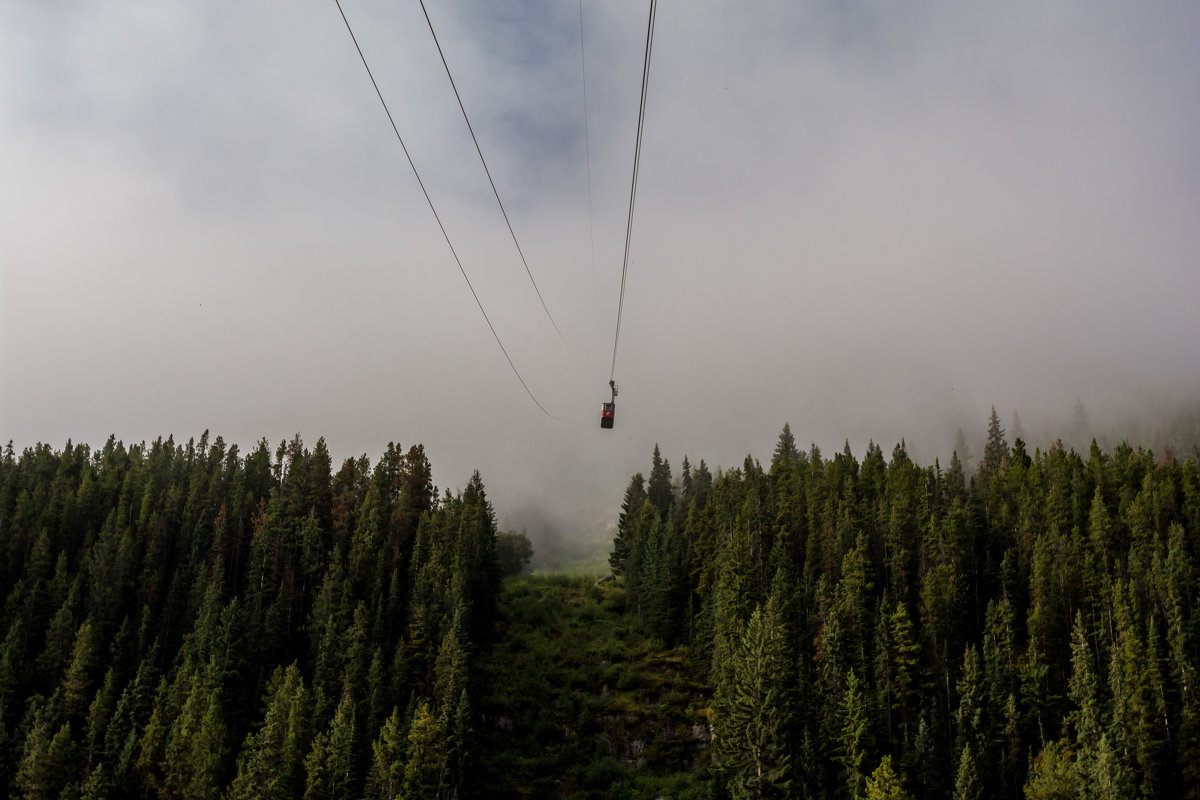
[475,575,714,799]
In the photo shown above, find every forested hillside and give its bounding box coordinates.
[610,417,1200,798]
[0,434,499,799]
[2,420,1198,800]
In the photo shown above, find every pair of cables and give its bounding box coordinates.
[333,0,558,417]
[335,0,656,417]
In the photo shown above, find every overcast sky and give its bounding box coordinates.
[3,1,1200,552]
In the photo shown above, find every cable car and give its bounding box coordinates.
[601,380,617,429]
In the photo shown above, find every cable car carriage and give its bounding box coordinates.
[601,381,617,429]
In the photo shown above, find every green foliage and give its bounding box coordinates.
[1024,741,1077,800]
[474,577,712,799]
[365,708,405,800]
[982,405,1009,477]
[16,703,76,800]
[865,755,912,800]
[303,688,355,800]
[713,600,792,798]
[4,423,1200,799]
[399,701,444,800]
[495,530,534,577]
[601,425,1200,800]
[227,664,309,800]
[609,473,646,577]
[838,669,871,800]
[0,435,502,799]
[162,663,226,800]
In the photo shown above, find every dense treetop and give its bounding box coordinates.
[610,423,1200,798]
[0,433,498,799]
[2,416,1198,799]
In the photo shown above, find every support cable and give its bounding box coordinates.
[417,0,562,339]
[334,0,558,419]
[610,0,657,383]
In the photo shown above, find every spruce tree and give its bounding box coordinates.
[608,473,646,576]
[838,669,870,800]
[1024,741,1078,800]
[60,618,99,720]
[303,688,355,800]
[365,708,405,800]
[399,701,445,800]
[227,664,310,800]
[865,755,912,800]
[1068,614,1105,798]
[16,701,71,800]
[647,445,674,520]
[982,406,1008,476]
[713,602,792,799]
[952,745,981,800]
[772,423,800,471]
[162,663,226,800]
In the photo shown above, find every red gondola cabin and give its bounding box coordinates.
[600,380,618,429]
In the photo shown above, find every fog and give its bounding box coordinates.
[4,1,1200,566]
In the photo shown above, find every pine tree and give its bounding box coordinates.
[954,645,986,785]
[692,459,714,509]
[875,599,918,747]
[865,755,912,800]
[38,593,80,688]
[399,701,445,800]
[365,708,405,800]
[772,423,800,471]
[1068,614,1107,799]
[713,601,793,799]
[1024,741,1078,800]
[836,533,874,679]
[16,702,76,800]
[1165,569,1200,797]
[82,668,119,775]
[647,445,674,520]
[952,745,980,800]
[982,406,1008,476]
[442,689,473,799]
[609,474,646,576]
[1106,581,1163,798]
[60,618,99,720]
[162,663,226,800]
[227,663,310,800]
[838,668,870,800]
[304,688,355,800]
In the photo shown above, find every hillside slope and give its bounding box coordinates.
[476,576,713,799]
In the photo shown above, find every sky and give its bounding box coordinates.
[3,1,1200,562]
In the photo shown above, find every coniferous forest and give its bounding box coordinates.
[1,419,1199,799]
[0,434,496,799]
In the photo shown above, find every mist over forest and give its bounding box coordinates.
[3,2,1200,796]
[4,2,1200,554]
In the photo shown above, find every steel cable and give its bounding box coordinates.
[334,0,558,418]
[417,0,562,339]
[610,0,657,383]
